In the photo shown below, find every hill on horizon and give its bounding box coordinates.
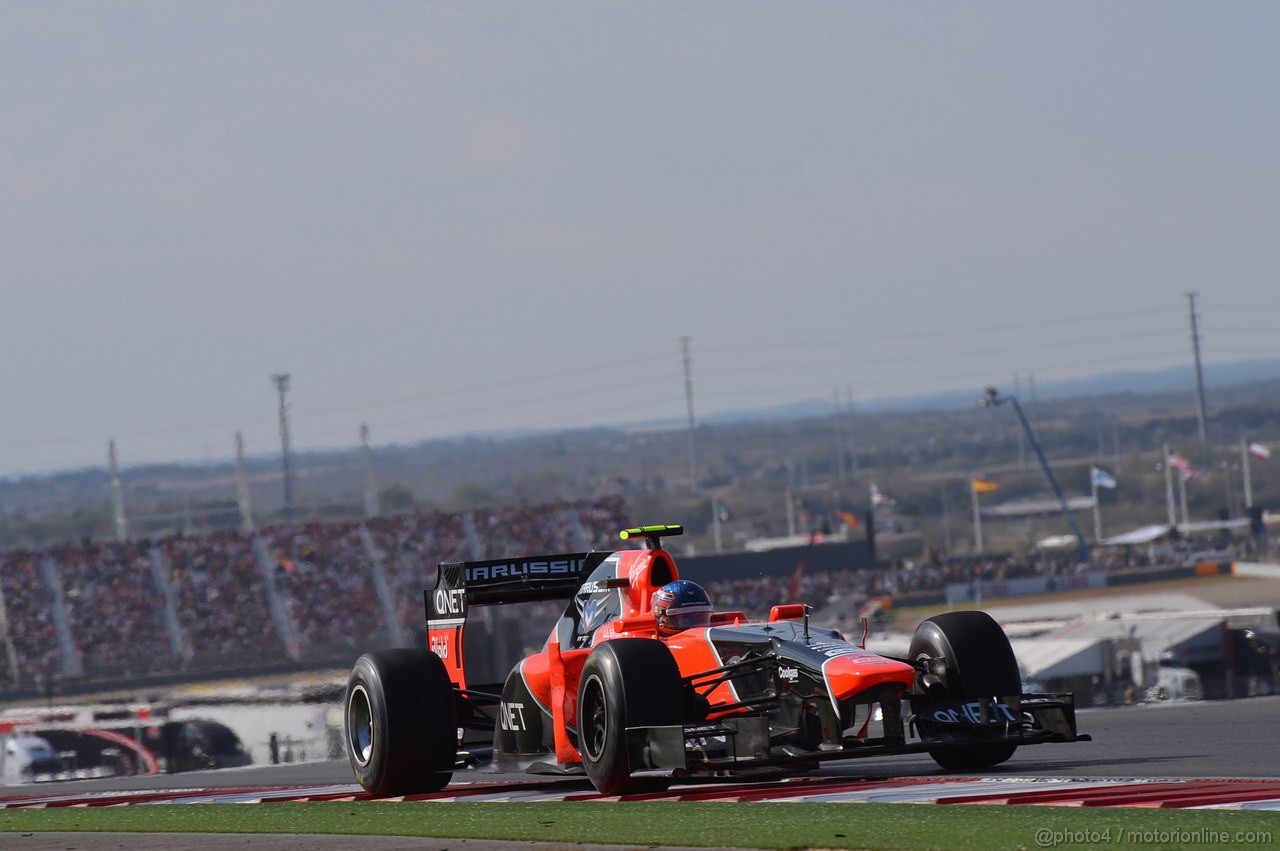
[669,357,1280,428]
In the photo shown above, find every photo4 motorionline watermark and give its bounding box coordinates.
[1035,827,1273,847]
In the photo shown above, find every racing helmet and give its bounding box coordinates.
[652,580,713,635]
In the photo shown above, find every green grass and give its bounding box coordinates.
[2,801,1277,850]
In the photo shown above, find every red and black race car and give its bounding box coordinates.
[344,524,1088,796]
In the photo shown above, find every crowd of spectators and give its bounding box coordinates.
[868,551,1077,598]
[705,568,873,622]
[262,520,388,657]
[0,551,60,686]
[0,497,630,691]
[161,531,282,669]
[366,509,470,637]
[52,540,176,678]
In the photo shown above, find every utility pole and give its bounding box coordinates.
[1112,417,1121,473]
[844,387,858,479]
[1013,373,1026,471]
[234,431,255,533]
[108,439,128,541]
[272,373,294,519]
[360,423,379,519]
[1187,292,1208,445]
[1242,437,1255,510]
[681,337,698,490]
[940,484,952,552]
[832,389,845,482]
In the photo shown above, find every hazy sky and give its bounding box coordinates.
[2,3,1278,476]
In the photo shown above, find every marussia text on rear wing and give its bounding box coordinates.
[424,551,612,688]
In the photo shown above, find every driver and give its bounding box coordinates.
[652,580,713,636]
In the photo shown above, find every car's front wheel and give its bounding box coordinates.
[577,639,683,795]
[909,610,1020,771]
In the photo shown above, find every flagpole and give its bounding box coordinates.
[971,479,983,553]
[1178,470,1189,527]
[1164,443,1176,526]
[1242,437,1254,509]
[1092,471,1102,542]
[940,484,952,553]
[711,499,722,554]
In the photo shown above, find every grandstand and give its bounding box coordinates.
[0,497,628,696]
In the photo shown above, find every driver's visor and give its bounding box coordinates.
[661,605,712,630]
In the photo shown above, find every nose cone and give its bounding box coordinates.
[822,652,915,702]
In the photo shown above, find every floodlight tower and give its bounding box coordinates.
[272,373,294,518]
[981,386,1089,564]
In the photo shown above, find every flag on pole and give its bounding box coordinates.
[790,493,809,529]
[1249,442,1271,461]
[971,476,998,494]
[1091,466,1118,489]
[870,482,895,507]
[1168,452,1200,479]
[970,477,991,553]
[713,500,730,522]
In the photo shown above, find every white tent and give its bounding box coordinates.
[1048,614,1226,665]
[1001,607,1276,679]
[1098,524,1174,546]
[1011,636,1108,679]
[981,496,1095,519]
[1036,534,1080,551]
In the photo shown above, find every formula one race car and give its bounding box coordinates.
[344,525,1089,796]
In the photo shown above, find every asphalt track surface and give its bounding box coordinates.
[3,696,1278,849]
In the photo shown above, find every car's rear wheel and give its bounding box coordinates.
[577,638,683,795]
[909,611,1020,770]
[345,648,457,796]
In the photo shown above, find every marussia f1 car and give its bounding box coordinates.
[344,524,1089,796]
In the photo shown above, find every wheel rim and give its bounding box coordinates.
[916,643,950,690]
[347,684,375,766]
[581,674,608,761]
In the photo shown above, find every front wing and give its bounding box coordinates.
[631,693,1090,775]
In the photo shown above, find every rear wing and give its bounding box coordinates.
[424,551,612,688]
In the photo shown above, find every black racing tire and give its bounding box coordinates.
[909,610,1020,771]
[576,638,683,795]
[345,648,457,796]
